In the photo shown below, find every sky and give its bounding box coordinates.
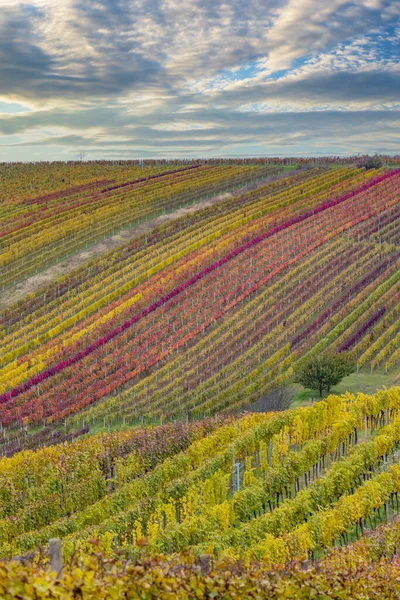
[0,0,399,161]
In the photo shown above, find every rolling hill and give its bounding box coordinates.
[0,158,399,598]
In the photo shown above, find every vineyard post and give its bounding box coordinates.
[384,501,390,523]
[268,441,273,466]
[233,462,241,492]
[49,538,62,578]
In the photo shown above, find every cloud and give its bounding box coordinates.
[0,6,54,101]
[3,108,399,158]
[0,1,165,103]
[0,0,399,158]
[261,0,396,72]
[212,71,400,110]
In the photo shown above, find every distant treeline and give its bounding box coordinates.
[1,154,400,166]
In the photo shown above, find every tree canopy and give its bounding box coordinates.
[360,156,383,170]
[293,353,356,397]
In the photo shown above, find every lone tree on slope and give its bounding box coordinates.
[293,353,355,397]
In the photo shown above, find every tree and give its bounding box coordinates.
[293,353,355,397]
[360,156,383,170]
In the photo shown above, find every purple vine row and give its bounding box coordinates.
[337,307,386,352]
[291,254,398,348]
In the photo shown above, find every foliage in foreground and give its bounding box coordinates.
[0,517,399,599]
[1,388,400,567]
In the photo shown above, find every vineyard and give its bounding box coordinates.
[0,158,400,597]
[0,388,399,598]
[1,161,400,447]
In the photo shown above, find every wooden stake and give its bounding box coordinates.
[49,538,62,578]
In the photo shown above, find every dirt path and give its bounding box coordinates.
[0,193,233,311]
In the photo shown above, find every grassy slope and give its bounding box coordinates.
[291,368,400,408]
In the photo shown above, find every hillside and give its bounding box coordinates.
[0,161,399,454]
[1,159,400,598]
